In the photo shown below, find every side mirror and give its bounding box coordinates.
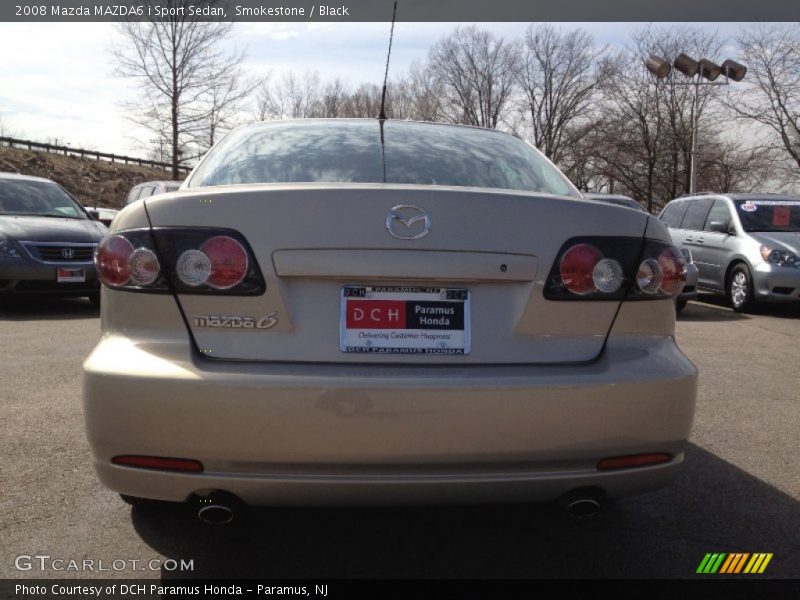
[708,220,733,234]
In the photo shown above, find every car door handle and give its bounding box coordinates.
[696,238,704,244]
[685,237,694,243]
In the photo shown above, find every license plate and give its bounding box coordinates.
[340,286,470,355]
[57,268,85,283]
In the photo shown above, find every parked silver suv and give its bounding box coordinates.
[659,193,800,311]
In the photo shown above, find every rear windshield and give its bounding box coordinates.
[735,199,800,232]
[0,179,86,219]
[188,120,579,197]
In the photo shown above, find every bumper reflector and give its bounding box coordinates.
[597,453,671,471]
[112,455,204,472]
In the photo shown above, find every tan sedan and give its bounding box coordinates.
[84,120,697,523]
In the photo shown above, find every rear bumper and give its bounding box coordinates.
[83,336,697,505]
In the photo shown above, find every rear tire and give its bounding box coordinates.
[88,293,100,308]
[727,264,754,313]
[675,298,688,313]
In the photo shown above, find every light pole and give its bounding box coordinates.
[646,54,747,194]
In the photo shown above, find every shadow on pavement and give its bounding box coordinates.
[688,293,800,320]
[128,444,799,579]
[0,296,98,321]
[677,298,749,323]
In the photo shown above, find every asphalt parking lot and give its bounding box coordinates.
[1,295,798,579]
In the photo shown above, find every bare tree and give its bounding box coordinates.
[111,1,247,178]
[516,25,608,163]
[392,61,444,122]
[316,78,350,118]
[256,70,323,120]
[727,24,800,171]
[700,143,776,193]
[0,114,16,138]
[428,26,520,128]
[194,71,261,154]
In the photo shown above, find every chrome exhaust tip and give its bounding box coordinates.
[197,503,235,525]
[195,491,241,525]
[565,497,601,518]
[559,488,604,518]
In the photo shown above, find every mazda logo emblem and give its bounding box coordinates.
[385,205,431,240]
[61,248,74,259]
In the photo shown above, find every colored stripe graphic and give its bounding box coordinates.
[758,554,773,573]
[719,554,736,573]
[696,554,713,573]
[698,553,772,574]
[733,553,750,573]
[697,553,727,573]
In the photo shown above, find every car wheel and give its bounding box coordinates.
[728,264,754,313]
[88,293,100,308]
[675,298,688,313]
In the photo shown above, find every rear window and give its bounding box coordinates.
[188,120,579,197]
[0,179,86,219]
[735,199,800,232]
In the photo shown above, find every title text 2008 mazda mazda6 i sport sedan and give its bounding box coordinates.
[83,120,697,523]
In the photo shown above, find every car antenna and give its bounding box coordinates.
[378,1,398,121]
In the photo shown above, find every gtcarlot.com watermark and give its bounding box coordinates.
[14,554,194,573]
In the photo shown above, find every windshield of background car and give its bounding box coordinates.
[188,120,580,197]
[735,199,800,232]
[0,179,86,219]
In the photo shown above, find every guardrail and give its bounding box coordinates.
[0,136,192,174]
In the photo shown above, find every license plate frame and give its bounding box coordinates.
[339,285,471,355]
[56,268,86,283]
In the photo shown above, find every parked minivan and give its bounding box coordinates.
[124,180,182,206]
[659,193,800,311]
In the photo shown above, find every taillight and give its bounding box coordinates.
[657,247,684,296]
[94,228,265,295]
[545,237,685,301]
[201,236,248,289]
[129,247,160,286]
[559,244,603,295]
[96,235,134,287]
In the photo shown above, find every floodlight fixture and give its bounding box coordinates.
[646,55,671,79]
[721,59,747,82]
[698,58,723,81]
[673,53,699,77]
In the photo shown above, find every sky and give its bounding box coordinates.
[0,21,750,157]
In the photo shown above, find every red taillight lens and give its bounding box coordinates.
[597,453,672,470]
[658,247,685,296]
[201,236,248,289]
[559,244,602,295]
[112,455,204,472]
[95,235,134,287]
